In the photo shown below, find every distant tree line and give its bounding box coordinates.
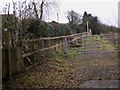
[20,10,119,39]
[66,10,119,35]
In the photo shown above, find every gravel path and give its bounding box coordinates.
[80,80,119,88]
[79,35,119,88]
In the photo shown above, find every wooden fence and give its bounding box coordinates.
[2,31,89,79]
[22,32,88,70]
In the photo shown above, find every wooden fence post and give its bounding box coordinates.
[118,32,120,59]
[114,33,118,46]
[63,37,68,52]
[41,38,44,59]
[0,48,1,88]
[3,28,12,80]
[8,48,12,80]
[2,47,24,79]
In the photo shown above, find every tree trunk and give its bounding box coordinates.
[33,1,38,19]
[40,0,44,20]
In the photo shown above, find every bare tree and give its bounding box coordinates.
[40,0,44,20]
[11,0,59,20]
[39,0,59,20]
[66,10,81,25]
[66,10,82,34]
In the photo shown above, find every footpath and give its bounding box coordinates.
[79,35,119,88]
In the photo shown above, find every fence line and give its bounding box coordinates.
[22,32,88,58]
[2,31,89,79]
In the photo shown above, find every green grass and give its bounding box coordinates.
[99,38,116,50]
[66,47,83,59]
[85,35,116,51]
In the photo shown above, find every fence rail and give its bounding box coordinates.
[22,32,87,42]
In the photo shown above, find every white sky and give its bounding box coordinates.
[0,0,119,27]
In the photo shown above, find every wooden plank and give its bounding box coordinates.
[71,37,80,42]
[23,44,61,57]
[69,35,85,42]
[22,32,87,43]
[23,51,38,57]
[40,44,61,51]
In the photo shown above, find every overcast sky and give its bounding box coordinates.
[55,0,119,27]
[0,0,119,27]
